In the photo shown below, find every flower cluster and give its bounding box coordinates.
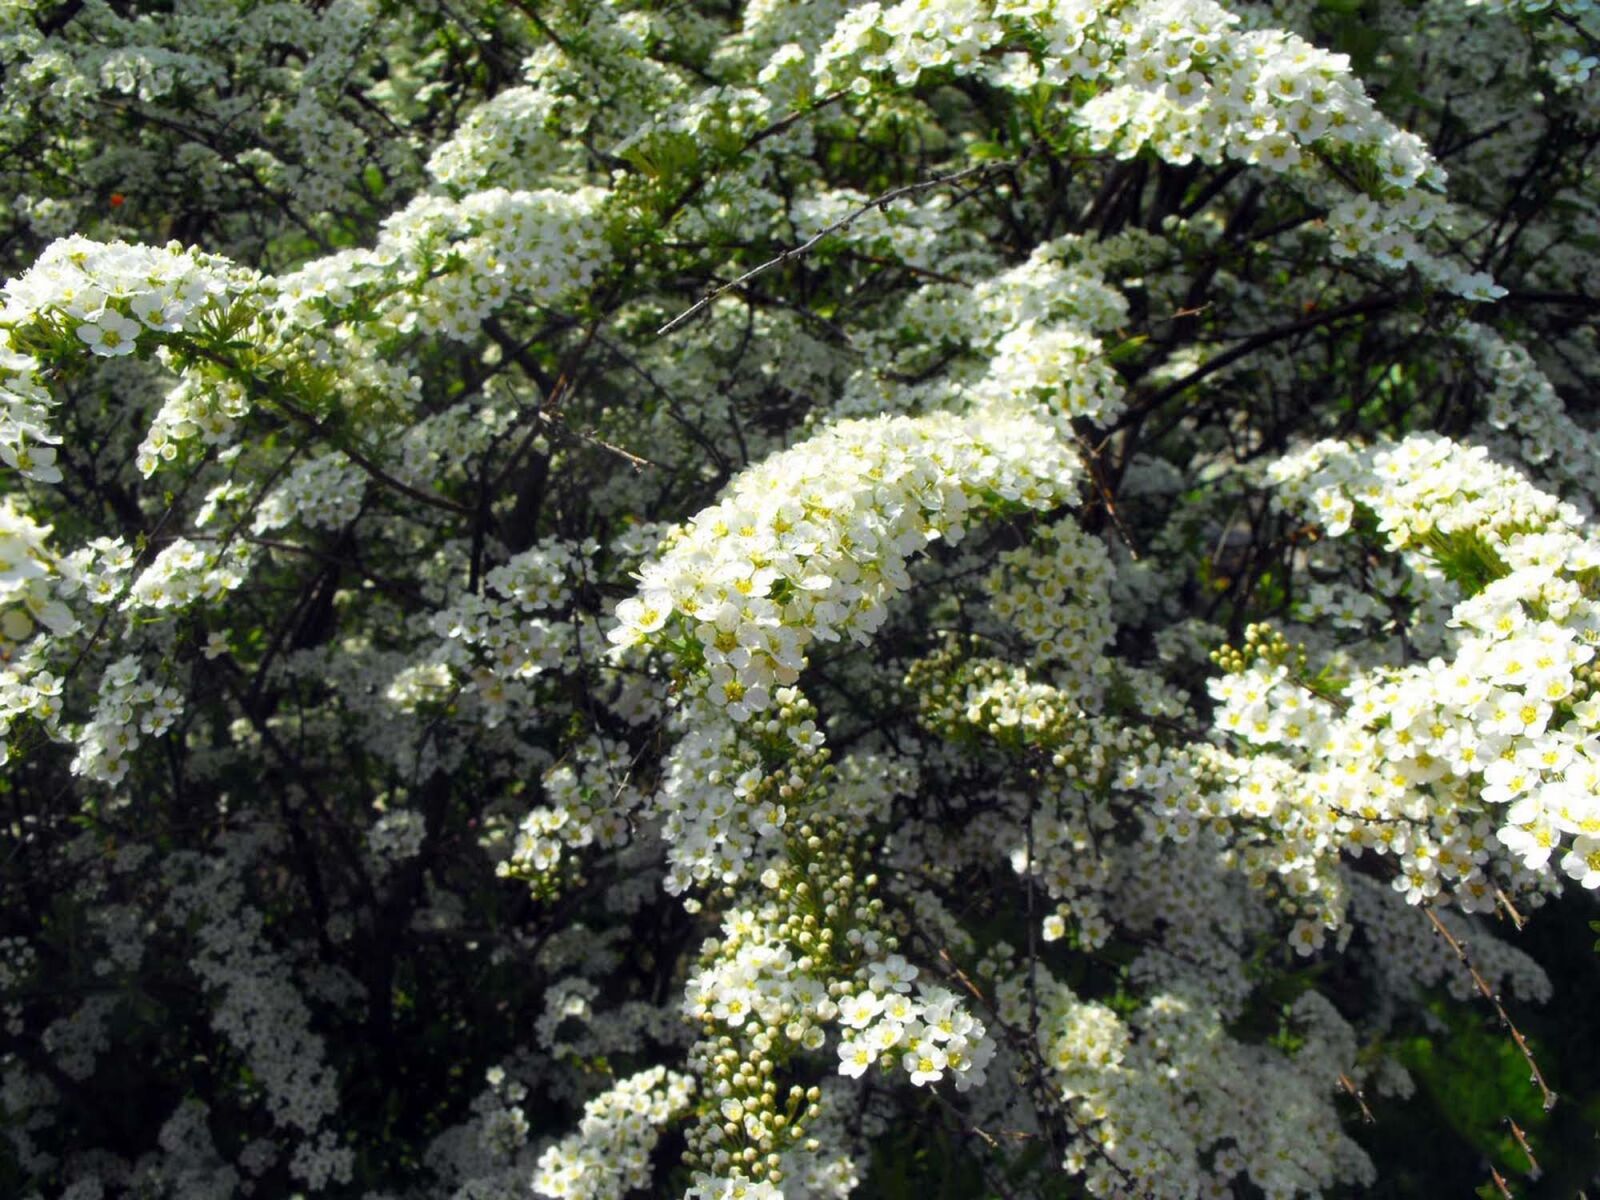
[984,516,1117,698]
[678,860,990,1194]
[830,232,1132,424]
[1002,968,1376,1198]
[532,1066,695,1200]
[124,537,252,613]
[138,372,256,472]
[165,842,349,1183]
[275,186,610,342]
[1186,436,1600,945]
[834,972,995,1090]
[0,497,75,648]
[1,237,255,481]
[610,404,1081,723]
[646,688,830,895]
[366,805,427,875]
[426,82,569,192]
[1,236,251,343]
[407,536,597,731]
[69,655,184,785]
[1460,320,1600,505]
[252,450,367,534]
[500,735,640,889]
[811,0,1499,298]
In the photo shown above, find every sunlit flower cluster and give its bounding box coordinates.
[533,1066,695,1200]
[610,405,1081,722]
[1190,437,1600,940]
[0,237,255,481]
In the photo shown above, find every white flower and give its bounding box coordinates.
[1290,919,1325,955]
[837,990,882,1029]
[1559,836,1600,889]
[837,1036,875,1079]
[74,308,142,357]
[867,953,916,993]
[904,1041,948,1086]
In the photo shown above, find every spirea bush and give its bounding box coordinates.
[1,0,1598,1196]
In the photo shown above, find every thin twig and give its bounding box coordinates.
[1337,1072,1375,1124]
[1494,886,1526,931]
[937,946,989,1007]
[1506,1116,1540,1178]
[902,919,1139,1194]
[1025,788,1041,1058]
[540,409,656,470]
[1424,906,1557,1112]
[1070,426,1140,561]
[657,151,1037,336]
[269,390,474,516]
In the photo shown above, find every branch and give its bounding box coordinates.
[657,151,1036,336]
[1117,292,1402,431]
[1423,906,1556,1112]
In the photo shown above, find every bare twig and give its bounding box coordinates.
[1024,787,1041,1055]
[937,946,989,1007]
[904,919,1139,1194]
[1337,1072,1375,1124]
[657,151,1037,336]
[1424,906,1557,1112]
[539,409,656,470]
[1494,886,1526,931]
[1070,426,1140,560]
[269,391,475,516]
[1506,1117,1541,1178]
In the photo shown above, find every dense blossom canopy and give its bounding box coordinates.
[1,0,1597,1197]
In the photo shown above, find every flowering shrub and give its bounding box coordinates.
[1,0,1598,1196]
